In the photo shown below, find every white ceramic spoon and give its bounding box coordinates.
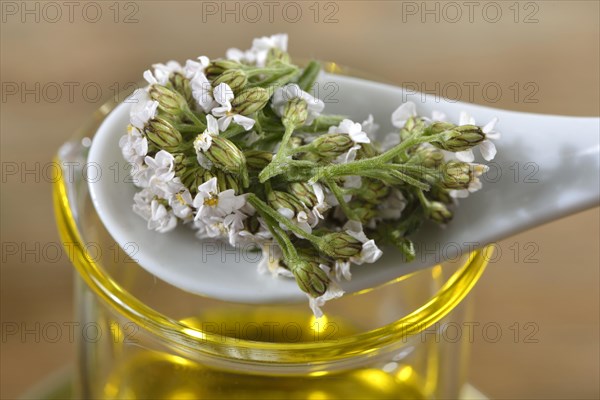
[87,73,600,303]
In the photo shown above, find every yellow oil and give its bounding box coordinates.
[102,311,428,400]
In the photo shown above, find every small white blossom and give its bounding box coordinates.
[226,33,288,67]
[257,242,293,277]
[277,208,315,236]
[132,189,177,233]
[333,260,352,281]
[184,56,210,79]
[192,177,246,221]
[378,189,407,220]
[168,184,194,220]
[119,125,148,166]
[228,216,272,247]
[449,164,489,198]
[362,114,379,140]
[271,84,324,125]
[129,89,159,130]
[391,101,418,129]
[391,101,447,129]
[455,112,500,162]
[308,265,344,318]
[343,220,383,265]
[194,215,229,239]
[190,72,216,113]
[211,83,255,131]
[150,61,184,85]
[328,119,370,163]
[144,150,175,184]
[193,115,220,169]
[310,183,329,220]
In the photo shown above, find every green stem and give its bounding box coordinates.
[247,194,321,244]
[183,109,206,130]
[220,124,246,140]
[258,124,295,182]
[175,124,202,134]
[415,189,430,208]
[289,144,313,155]
[325,178,359,221]
[311,133,445,182]
[255,207,295,262]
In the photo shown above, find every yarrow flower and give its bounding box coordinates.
[120,34,500,317]
[455,112,500,162]
[328,119,371,163]
[192,177,246,221]
[129,90,159,130]
[271,84,325,125]
[133,189,177,233]
[119,125,148,167]
[226,33,288,67]
[211,83,256,131]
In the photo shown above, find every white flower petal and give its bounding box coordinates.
[232,114,256,131]
[458,111,475,126]
[308,279,344,318]
[391,102,417,128]
[359,240,383,264]
[143,70,158,86]
[449,189,469,198]
[455,149,475,162]
[479,140,497,161]
[217,115,232,132]
[213,83,234,106]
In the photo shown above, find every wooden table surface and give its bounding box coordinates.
[1,1,598,398]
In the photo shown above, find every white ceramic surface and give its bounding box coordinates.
[87,73,600,303]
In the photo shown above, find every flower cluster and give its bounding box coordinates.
[119,34,500,316]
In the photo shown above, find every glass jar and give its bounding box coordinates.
[53,64,491,399]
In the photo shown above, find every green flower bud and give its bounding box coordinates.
[356,142,378,159]
[267,190,305,214]
[148,85,189,117]
[289,182,317,208]
[169,72,194,107]
[201,135,249,187]
[425,201,453,224]
[178,167,206,194]
[290,259,329,297]
[202,169,216,182]
[144,117,182,150]
[310,133,354,159]
[205,59,243,80]
[282,98,308,127]
[212,69,248,93]
[426,122,455,135]
[412,146,445,169]
[266,47,291,66]
[348,202,377,224]
[430,186,453,205]
[441,161,472,190]
[401,117,427,140]
[244,150,273,170]
[320,232,363,259]
[356,179,390,204]
[216,170,241,194]
[231,87,270,116]
[431,123,485,152]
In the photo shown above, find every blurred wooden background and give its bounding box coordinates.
[1,1,598,398]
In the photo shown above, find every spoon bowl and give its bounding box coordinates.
[85,72,600,303]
